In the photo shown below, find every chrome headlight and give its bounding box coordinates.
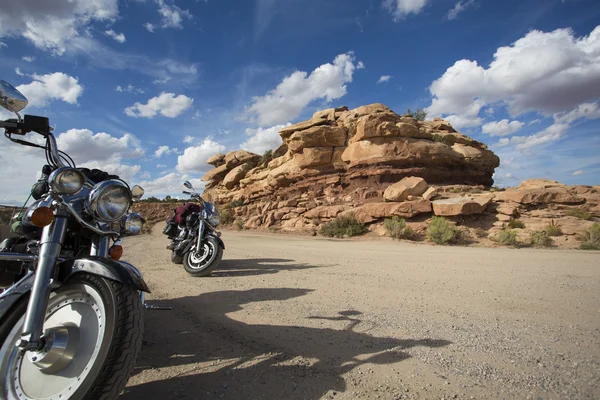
[205,203,220,226]
[85,180,132,222]
[49,167,86,195]
[122,212,145,235]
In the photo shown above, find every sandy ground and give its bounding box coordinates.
[121,227,600,400]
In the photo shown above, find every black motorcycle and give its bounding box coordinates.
[163,181,224,277]
[0,80,151,399]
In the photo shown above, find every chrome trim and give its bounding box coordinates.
[85,180,132,223]
[46,133,65,168]
[0,253,37,262]
[61,201,119,237]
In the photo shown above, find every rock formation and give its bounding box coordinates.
[194,104,598,248]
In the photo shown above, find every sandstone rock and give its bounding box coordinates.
[244,216,263,229]
[207,153,225,166]
[342,200,432,223]
[496,214,512,222]
[496,204,519,216]
[304,205,346,219]
[384,177,428,202]
[287,125,348,153]
[222,165,247,190]
[495,188,584,205]
[279,119,331,139]
[350,114,402,143]
[294,147,334,168]
[201,164,229,182]
[224,150,260,169]
[429,118,455,132]
[346,103,393,119]
[517,179,564,190]
[422,187,439,200]
[432,195,493,216]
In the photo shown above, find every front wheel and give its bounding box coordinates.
[183,236,223,277]
[0,273,143,400]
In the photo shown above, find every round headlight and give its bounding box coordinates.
[207,210,220,226]
[85,180,132,222]
[48,167,86,195]
[123,212,145,235]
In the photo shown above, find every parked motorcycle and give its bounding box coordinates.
[163,181,224,277]
[0,80,151,399]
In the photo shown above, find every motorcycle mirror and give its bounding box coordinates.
[0,80,28,114]
[131,185,145,200]
[183,181,194,190]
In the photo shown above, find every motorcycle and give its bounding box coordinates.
[0,80,151,399]
[163,181,224,277]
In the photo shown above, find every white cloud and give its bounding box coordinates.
[427,26,600,124]
[156,164,167,168]
[116,84,145,94]
[137,173,205,199]
[241,123,291,154]
[105,29,126,43]
[15,68,25,77]
[157,0,191,28]
[0,0,119,54]
[153,76,171,84]
[481,119,524,136]
[446,0,476,20]
[497,123,569,151]
[125,92,193,118]
[383,0,430,20]
[183,135,194,143]
[155,145,177,158]
[22,56,35,62]
[0,41,6,48]
[247,52,363,126]
[554,102,600,124]
[177,139,226,173]
[528,119,542,125]
[57,129,144,164]
[445,114,483,129]
[144,22,155,32]
[16,72,83,108]
[572,169,584,176]
[377,75,392,84]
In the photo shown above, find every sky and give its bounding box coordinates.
[0,0,599,204]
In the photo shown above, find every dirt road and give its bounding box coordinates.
[122,228,600,400]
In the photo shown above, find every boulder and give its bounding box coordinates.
[429,118,455,132]
[432,195,493,216]
[224,150,261,169]
[286,125,348,153]
[222,165,247,189]
[384,177,428,202]
[304,205,346,219]
[201,164,229,182]
[294,147,334,169]
[496,204,519,216]
[517,179,564,190]
[350,114,402,143]
[495,188,583,205]
[207,153,225,166]
[342,200,432,223]
[422,187,439,201]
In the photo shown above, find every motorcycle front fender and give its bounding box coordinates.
[207,233,225,250]
[57,256,151,292]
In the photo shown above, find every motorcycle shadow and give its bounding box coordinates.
[122,287,452,400]
[209,258,324,277]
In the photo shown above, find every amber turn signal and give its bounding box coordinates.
[109,245,123,261]
[31,207,55,227]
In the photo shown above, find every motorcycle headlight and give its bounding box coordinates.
[122,212,145,235]
[207,210,220,226]
[85,180,132,222]
[48,167,86,195]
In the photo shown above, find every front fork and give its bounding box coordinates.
[18,217,67,351]
[196,220,205,253]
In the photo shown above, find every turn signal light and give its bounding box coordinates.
[31,207,55,227]
[109,245,123,261]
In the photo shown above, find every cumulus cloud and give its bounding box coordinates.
[177,139,226,173]
[105,29,126,43]
[155,145,177,158]
[137,173,205,199]
[116,84,145,94]
[377,75,392,84]
[428,26,600,125]
[156,164,167,168]
[247,52,364,126]
[183,135,194,143]
[554,102,600,124]
[241,123,291,154]
[481,119,524,136]
[15,68,25,77]
[16,72,83,108]
[0,0,118,54]
[144,0,191,31]
[125,92,193,118]
[144,22,155,32]
[383,0,430,20]
[22,56,35,62]
[446,0,476,20]
[495,123,570,151]
[57,129,144,164]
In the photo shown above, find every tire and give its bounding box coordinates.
[170,251,183,264]
[0,273,143,400]
[183,236,223,277]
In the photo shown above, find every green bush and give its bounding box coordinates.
[241,161,257,172]
[384,216,416,240]
[406,108,427,121]
[579,223,600,250]
[220,208,235,225]
[235,219,245,231]
[475,228,488,238]
[508,219,525,229]
[426,216,459,245]
[258,150,274,167]
[226,199,245,209]
[498,230,519,246]
[567,209,592,221]
[530,231,553,248]
[544,220,562,236]
[320,215,368,238]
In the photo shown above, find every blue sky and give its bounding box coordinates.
[0,0,599,204]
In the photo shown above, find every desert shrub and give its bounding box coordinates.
[530,231,553,248]
[320,215,368,238]
[234,219,245,231]
[567,209,592,221]
[258,150,274,167]
[384,216,417,240]
[544,220,562,236]
[311,218,321,226]
[498,230,518,246]
[241,161,257,172]
[227,199,245,209]
[426,216,459,245]
[406,108,427,121]
[508,219,525,229]
[475,228,488,238]
[220,208,235,225]
[579,223,600,250]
